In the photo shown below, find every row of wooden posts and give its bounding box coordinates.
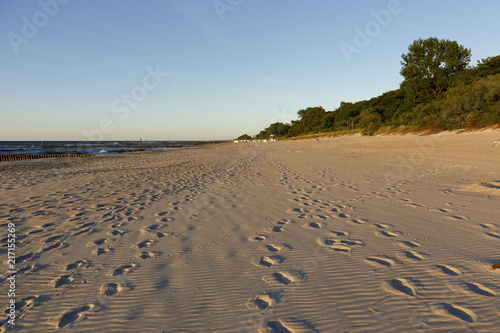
[0,154,97,162]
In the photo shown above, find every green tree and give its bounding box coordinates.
[288,106,326,136]
[321,112,335,130]
[474,55,500,77]
[359,113,382,135]
[255,122,291,139]
[400,37,471,99]
[236,134,251,140]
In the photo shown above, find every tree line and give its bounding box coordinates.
[237,37,500,140]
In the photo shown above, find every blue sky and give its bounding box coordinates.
[1,0,500,140]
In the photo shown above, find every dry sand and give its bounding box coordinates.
[1,129,500,332]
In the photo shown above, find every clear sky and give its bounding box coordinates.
[1,0,500,141]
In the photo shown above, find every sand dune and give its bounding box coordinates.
[1,129,500,332]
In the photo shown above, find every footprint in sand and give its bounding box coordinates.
[366,256,395,267]
[435,208,452,213]
[65,260,91,271]
[111,263,137,276]
[390,278,416,296]
[486,231,500,239]
[339,239,364,246]
[447,215,469,221]
[440,303,477,323]
[406,203,426,208]
[465,282,497,297]
[157,217,175,223]
[156,212,169,217]
[288,208,310,214]
[137,240,154,249]
[94,248,111,255]
[265,244,281,252]
[348,219,367,225]
[52,275,73,288]
[109,229,127,236]
[266,320,295,333]
[273,272,295,285]
[17,252,35,265]
[330,230,349,237]
[253,235,267,241]
[73,212,88,219]
[303,222,321,230]
[436,264,462,276]
[54,303,100,328]
[100,282,125,297]
[400,240,421,248]
[251,290,283,310]
[336,213,350,219]
[273,226,284,232]
[377,231,398,238]
[374,223,393,229]
[331,244,351,252]
[91,238,108,246]
[145,224,161,231]
[404,250,425,261]
[138,251,158,260]
[259,255,286,268]
[319,238,363,252]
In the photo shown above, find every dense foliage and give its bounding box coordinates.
[238,38,500,140]
[236,134,252,140]
[400,38,472,99]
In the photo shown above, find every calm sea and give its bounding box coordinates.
[0,141,182,156]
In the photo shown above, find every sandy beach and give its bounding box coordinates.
[2,130,500,332]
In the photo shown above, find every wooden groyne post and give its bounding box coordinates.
[0,154,97,163]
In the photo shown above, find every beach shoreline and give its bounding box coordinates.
[2,129,500,332]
